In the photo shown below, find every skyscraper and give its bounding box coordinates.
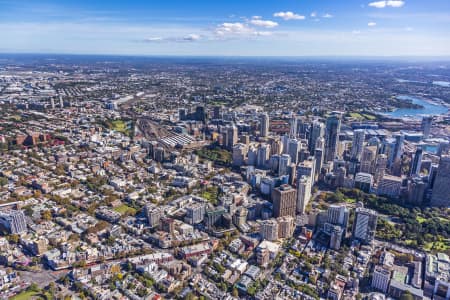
[324,113,342,162]
[288,138,301,164]
[327,205,349,228]
[421,116,433,139]
[296,175,311,214]
[278,154,291,176]
[232,143,247,167]
[290,116,298,138]
[260,113,270,137]
[226,125,238,150]
[314,148,324,180]
[309,121,324,155]
[272,184,297,218]
[257,143,270,168]
[297,158,316,193]
[392,133,404,163]
[351,129,366,161]
[431,155,450,207]
[410,147,423,177]
[352,207,378,244]
[374,154,388,184]
[360,146,377,174]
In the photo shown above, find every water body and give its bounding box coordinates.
[385,95,448,119]
[433,81,450,88]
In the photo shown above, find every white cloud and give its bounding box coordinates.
[368,22,377,27]
[352,30,362,35]
[215,22,255,37]
[144,34,201,43]
[144,37,163,42]
[183,34,201,41]
[273,11,305,21]
[323,13,333,18]
[254,31,273,36]
[369,1,405,8]
[310,12,317,18]
[250,18,278,28]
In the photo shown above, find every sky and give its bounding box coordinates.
[0,0,449,57]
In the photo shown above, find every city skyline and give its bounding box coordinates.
[0,0,449,56]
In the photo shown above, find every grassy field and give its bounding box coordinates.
[348,112,377,121]
[114,204,136,216]
[111,120,130,135]
[195,147,231,165]
[11,291,51,300]
[198,186,219,205]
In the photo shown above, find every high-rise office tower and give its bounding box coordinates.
[309,121,324,155]
[270,138,283,155]
[213,106,222,119]
[297,158,316,192]
[407,177,426,205]
[351,129,366,161]
[290,116,298,138]
[278,154,291,176]
[360,146,377,174]
[272,184,297,218]
[314,148,324,180]
[288,138,301,164]
[226,125,238,150]
[324,113,342,162]
[374,154,388,184]
[296,175,311,214]
[297,119,310,140]
[381,137,397,167]
[260,113,270,137]
[437,141,450,156]
[316,136,325,151]
[247,146,257,166]
[329,225,344,250]
[233,207,248,228]
[410,147,423,177]
[352,207,378,244]
[269,154,280,173]
[421,116,433,139]
[393,134,405,162]
[431,155,450,207]
[327,205,349,228]
[257,143,270,169]
[232,143,247,167]
[281,135,290,154]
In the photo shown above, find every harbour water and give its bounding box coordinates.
[385,95,448,119]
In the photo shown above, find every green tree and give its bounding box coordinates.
[400,291,414,300]
[0,177,8,186]
[232,288,239,297]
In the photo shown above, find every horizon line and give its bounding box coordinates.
[1,52,450,62]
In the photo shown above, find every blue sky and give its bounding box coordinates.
[0,0,449,56]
